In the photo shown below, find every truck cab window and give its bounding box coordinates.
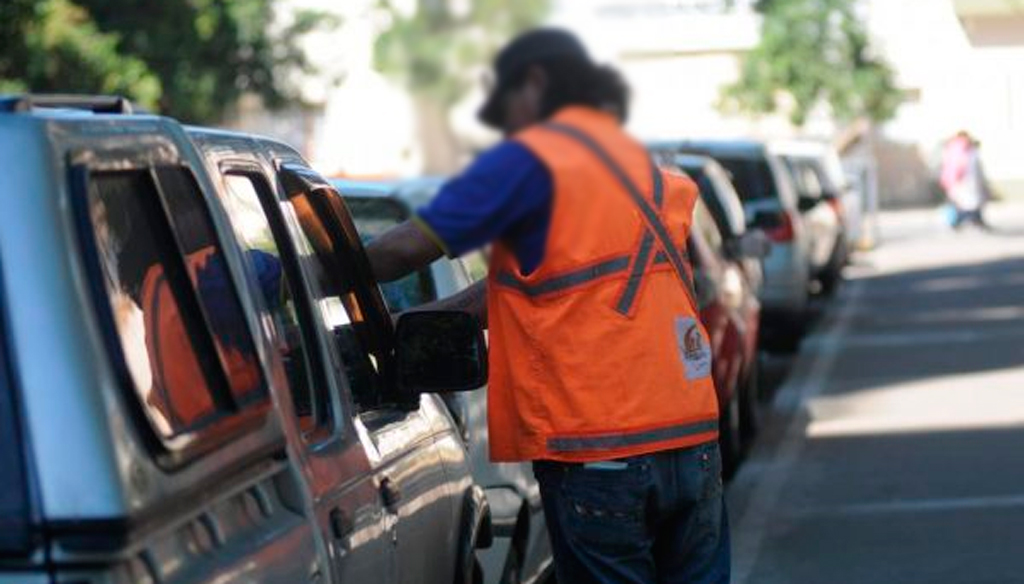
[218,172,327,433]
[278,175,395,411]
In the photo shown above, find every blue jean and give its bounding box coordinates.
[533,442,730,584]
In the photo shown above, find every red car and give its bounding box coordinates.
[675,156,770,475]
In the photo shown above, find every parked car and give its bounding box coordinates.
[773,140,856,294]
[0,94,491,584]
[680,181,767,475]
[333,177,555,584]
[651,140,813,345]
[667,155,771,451]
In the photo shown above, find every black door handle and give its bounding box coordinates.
[379,477,401,513]
[329,507,353,540]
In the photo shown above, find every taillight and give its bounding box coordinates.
[765,211,796,243]
[826,197,845,225]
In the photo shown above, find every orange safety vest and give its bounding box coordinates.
[141,247,262,432]
[486,106,720,463]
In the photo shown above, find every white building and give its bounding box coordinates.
[233,0,1024,202]
[551,0,1024,204]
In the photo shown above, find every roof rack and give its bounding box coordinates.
[0,94,134,114]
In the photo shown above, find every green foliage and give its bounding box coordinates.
[374,0,550,106]
[1,0,161,109]
[722,0,902,126]
[0,0,334,123]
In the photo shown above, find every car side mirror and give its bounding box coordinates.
[798,195,820,212]
[395,311,487,396]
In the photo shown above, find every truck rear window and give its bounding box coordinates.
[83,167,269,446]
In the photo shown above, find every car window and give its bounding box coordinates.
[807,158,839,194]
[281,183,391,411]
[460,250,488,283]
[0,274,30,554]
[785,158,824,199]
[345,196,434,311]
[711,156,779,203]
[219,172,326,434]
[683,164,734,239]
[693,199,725,255]
[705,164,747,238]
[86,168,268,441]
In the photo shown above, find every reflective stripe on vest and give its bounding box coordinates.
[494,249,690,299]
[496,122,698,313]
[542,122,697,311]
[547,419,720,453]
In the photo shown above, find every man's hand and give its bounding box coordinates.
[407,280,488,328]
[366,220,445,283]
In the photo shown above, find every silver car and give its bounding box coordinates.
[773,140,855,295]
[0,94,491,584]
[334,178,555,584]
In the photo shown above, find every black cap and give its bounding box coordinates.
[478,28,593,129]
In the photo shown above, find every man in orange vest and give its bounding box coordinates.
[367,28,729,584]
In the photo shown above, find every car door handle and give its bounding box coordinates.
[329,507,353,540]
[379,477,401,514]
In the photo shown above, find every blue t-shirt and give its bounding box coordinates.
[416,141,552,275]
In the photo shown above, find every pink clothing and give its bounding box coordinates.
[940,135,971,192]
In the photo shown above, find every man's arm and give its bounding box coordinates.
[365,220,445,283]
[411,280,488,328]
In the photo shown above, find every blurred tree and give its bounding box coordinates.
[374,0,549,172]
[82,0,331,123]
[721,0,902,126]
[0,0,332,123]
[0,0,161,107]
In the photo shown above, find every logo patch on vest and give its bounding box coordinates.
[675,317,712,380]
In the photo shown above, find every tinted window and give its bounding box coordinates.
[219,173,324,433]
[87,169,267,440]
[156,168,265,406]
[282,185,389,409]
[346,197,434,311]
[712,157,779,203]
[682,165,734,238]
[0,277,30,554]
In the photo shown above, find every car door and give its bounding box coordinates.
[692,201,741,394]
[276,163,464,584]
[204,151,396,584]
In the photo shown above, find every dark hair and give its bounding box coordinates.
[508,57,631,123]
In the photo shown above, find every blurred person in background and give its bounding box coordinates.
[940,131,991,230]
[366,27,729,584]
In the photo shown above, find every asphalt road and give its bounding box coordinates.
[727,201,1024,584]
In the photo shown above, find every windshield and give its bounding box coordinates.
[712,157,779,203]
[345,196,435,311]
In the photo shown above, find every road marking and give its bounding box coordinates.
[731,280,865,584]
[797,494,1024,517]
[807,328,1024,348]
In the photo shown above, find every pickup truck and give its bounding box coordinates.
[0,94,491,584]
